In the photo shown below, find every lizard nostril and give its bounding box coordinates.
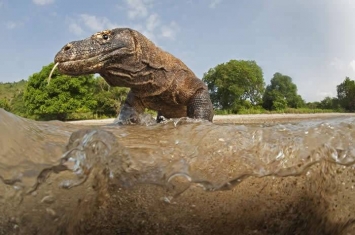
[63,44,72,51]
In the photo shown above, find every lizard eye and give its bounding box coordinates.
[102,34,109,40]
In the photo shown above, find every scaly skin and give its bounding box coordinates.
[54,28,214,124]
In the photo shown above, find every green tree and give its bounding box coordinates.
[263,72,305,110]
[318,96,340,110]
[23,63,97,121]
[0,98,11,111]
[0,79,27,101]
[93,77,129,117]
[202,60,265,112]
[337,77,355,112]
[306,101,321,109]
[272,95,287,111]
[10,91,28,117]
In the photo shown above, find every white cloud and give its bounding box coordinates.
[146,14,160,31]
[209,0,222,9]
[32,0,54,5]
[6,21,19,29]
[125,0,153,20]
[117,0,179,42]
[330,57,345,70]
[79,14,119,31]
[160,21,179,39]
[67,14,123,36]
[68,22,84,36]
[66,0,179,44]
[329,58,355,73]
[349,60,355,72]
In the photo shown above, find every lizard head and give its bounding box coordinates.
[54,28,137,75]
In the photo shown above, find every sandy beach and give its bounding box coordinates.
[67,113,355,125]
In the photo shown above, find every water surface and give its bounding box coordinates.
[1,109,355,234]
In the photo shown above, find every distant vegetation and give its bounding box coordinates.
[203,60,352,115]
[0,79,27,115]
[0,60,354,121]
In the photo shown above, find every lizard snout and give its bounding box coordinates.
[54,43,73,63]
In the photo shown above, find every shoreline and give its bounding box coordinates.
[66,113,355,125]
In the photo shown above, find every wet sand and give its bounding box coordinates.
[67,113,355,125]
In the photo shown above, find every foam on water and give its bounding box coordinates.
[1,108,355,234]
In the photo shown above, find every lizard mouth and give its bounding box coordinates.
[55,53,103,72]
[48,55,105,85]
[53,48,123,76]
[49,46,132,84]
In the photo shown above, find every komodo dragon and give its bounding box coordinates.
[54,28,214,124]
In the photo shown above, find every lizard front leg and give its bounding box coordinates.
[187,89,214,122]
[114,91,145,124]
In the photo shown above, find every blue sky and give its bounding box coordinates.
[1,0,355,102]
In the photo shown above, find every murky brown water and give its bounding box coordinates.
[1,108,355,234]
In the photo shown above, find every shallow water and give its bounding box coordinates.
[1,108,355,234]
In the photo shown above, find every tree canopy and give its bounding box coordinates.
[21,63,130,121]
[263,72,305,110]
[0,98,11,111]
[337,77,355,112]
[23,63,98,121]
[10,91,27,116]
[202,60,265,112]
[92,77,129,117]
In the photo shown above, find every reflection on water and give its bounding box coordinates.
[1,108,355,234]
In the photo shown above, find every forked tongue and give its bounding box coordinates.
[47,62,59,85]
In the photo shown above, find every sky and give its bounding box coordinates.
[1,0,355,102]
